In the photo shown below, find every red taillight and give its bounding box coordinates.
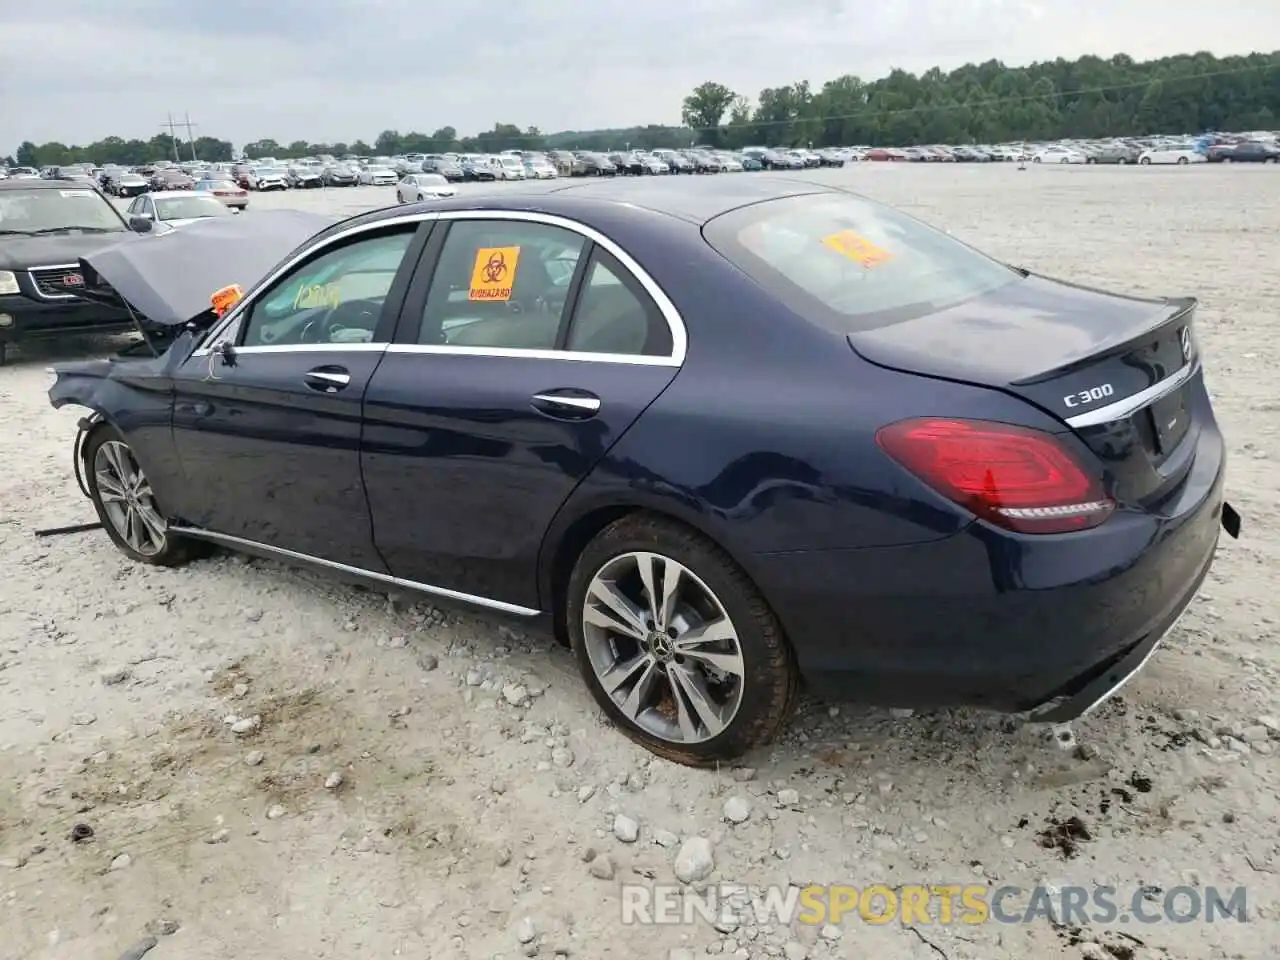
[875,418,1114,534]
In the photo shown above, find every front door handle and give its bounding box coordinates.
[531,390,601,419]
[304,366,350,392]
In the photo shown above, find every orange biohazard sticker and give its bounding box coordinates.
[210,284,243,316]
[821,230,893,269]
[468,246,521,301]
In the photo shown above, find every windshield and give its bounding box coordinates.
[0,188,125,234]
[703,193,1020,332]
[155,196,231,220]
[255,168,277,176]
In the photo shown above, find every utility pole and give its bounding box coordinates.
[161,113,182,162]
[183,112,198,161]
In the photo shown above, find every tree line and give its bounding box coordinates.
[7,49,1278,169]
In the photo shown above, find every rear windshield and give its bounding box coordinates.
[703,193,1020,332]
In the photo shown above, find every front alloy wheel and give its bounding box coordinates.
[85,424,195,566]
[568,515,798,765]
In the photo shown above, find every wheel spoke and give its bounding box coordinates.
[673,617,737,650]
[135,502,167,547]
[123,506,144,552]
[635,552,661,626]
[656,562,683,632]
[677,646,744,678]
[102,443,134,486]
[95,471,128,502]
[669,663,725,738]
[619,659,660,721]
[586,579,648,640]
[600,652,650,696]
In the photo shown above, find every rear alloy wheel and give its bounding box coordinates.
[568,515,798,765]
[85,424,196,566]
[1140,157,1152,165]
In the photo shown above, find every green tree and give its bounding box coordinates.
[681,82,738,147]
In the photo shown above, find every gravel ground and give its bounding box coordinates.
[1,165,1277,960]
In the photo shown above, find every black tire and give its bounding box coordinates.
[1140,157,1152,165]
[1177,157,1188,165]
[83,422,199,566]
[567,513,799,766]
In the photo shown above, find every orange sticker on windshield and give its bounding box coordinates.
[210,284,242,317]
[469,246,521,301]
[821,230,893,269]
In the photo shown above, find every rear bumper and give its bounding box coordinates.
[0,293,132,343]
[751,444,1226,714]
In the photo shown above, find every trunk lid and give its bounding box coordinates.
[848,273,1202,504]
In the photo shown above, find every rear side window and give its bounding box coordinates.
[703,193,1020,332]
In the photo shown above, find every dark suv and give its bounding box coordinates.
[0,178,152,364]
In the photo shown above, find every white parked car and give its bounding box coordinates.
[396,173,456,203]
[123,191,235,228]
[1138,143,1206,165]
[495,155,526,180]
[1033,145,1088,164]
[248,167,288,191]
[523,157,558,179]
[359,165,399,186]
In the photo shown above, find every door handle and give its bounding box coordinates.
[531,390,601,419]
[304,366,351,392]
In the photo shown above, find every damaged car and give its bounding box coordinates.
[47,178,1239,765]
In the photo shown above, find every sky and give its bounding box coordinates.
[2,0,1277,151]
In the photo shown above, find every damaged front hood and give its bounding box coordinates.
[72,209,338,327]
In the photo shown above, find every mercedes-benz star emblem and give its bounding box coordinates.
[1179,327,1192,362]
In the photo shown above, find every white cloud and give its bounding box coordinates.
[3,0,1276,149]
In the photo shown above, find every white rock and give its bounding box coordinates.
[71,713,97,726]
[889,708,915,718]
[324,772,344,789]
[552,747,575,768]
[674,837,715,884]
[723,796,752,824]
[783,943,808,960]
[818,924,842,940]
[244,750,264,766]
[109,853,132,871]
[669,949,697,960]
[614,815,640,843]
[577,785,596,803]
[266,804,286,820]
[776,789,800,806]
[502,683,530,706]
[515,916,537,943]
[230,715,261,735]
[652,829,680,848]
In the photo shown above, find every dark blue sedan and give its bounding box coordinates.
[48,176,1237,765]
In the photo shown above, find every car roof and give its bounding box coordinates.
[358,175,838,228]
[147,190,222,200]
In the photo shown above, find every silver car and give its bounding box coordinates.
[396,173,457,203]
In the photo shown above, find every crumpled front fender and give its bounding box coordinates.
[47,359,116,412]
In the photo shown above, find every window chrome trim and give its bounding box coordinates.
[167,525,542,617]
[1063,359,1199,428]
[191,208,689,367]
[191,212,441,356]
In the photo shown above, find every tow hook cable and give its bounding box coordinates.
[32,416,104,538]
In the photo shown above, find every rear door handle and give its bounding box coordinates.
[531,390,601,419]
[304,366,350,392]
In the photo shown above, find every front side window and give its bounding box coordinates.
[418,220,586,349]
[154,196,231,221]
[703,193,1020,333]
[239,229,415,348]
